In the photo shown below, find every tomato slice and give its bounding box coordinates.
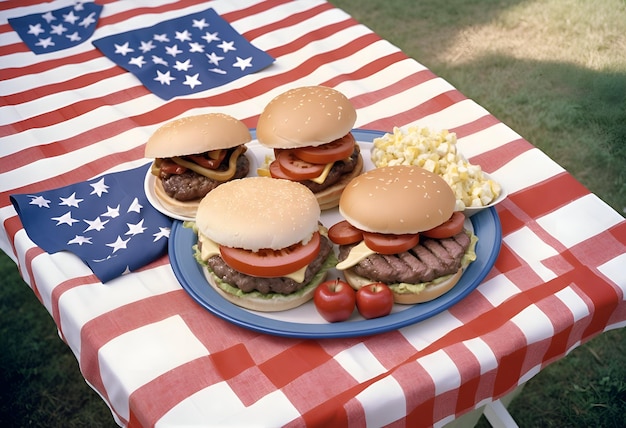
[187,150,226,169]
[362,231,420,254]
[328,220,363,245]
[159,158,187,175]
[219,232,321,278]
[275,150,326,180]
[421,211,465,239]
[291,133,356,164]
[269,159,298,180]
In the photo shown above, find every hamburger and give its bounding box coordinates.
[329,165,478,304]
[193,176,337,312]
[256,86,364,210]
[145,113,252,218]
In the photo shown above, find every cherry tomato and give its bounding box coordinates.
[187,149,227,169]
[291,133,356,164]
[314,278,356,322]
[362,231,420,254]
[356,283,394,319]
[275,150,326,180]
[219,232,321,277]
[328,220,364,245]
[421,211,465,239]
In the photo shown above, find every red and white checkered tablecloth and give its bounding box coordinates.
[1,1,625,427]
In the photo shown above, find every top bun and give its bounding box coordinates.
[196,177,321,251]
[256,86,357,149]
[145,113,251,158]
[339,165,456,234]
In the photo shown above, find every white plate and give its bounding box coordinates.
[144,152,260,221]
[144,170,191,221]
[462,172,508,217]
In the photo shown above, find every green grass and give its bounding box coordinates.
[332,0,626,215]
[0,256,115,427]
[2,0,626,426]
[508,332,626,427]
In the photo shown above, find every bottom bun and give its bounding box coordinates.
[315,155,364,210]
[202,266,326,312]
[343,267,464,304]
[154,176,200,218]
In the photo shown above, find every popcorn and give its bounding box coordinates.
[371,126,502,210]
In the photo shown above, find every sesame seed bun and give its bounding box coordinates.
[337,165,471,304]
[343,264,465,304]
[255,86,362,210]
[195,176,321,251]
[256,86,357,149]
[144,113,252,219]
[194,176,332,312]
[145,113,252,158]
[339,165,456,234]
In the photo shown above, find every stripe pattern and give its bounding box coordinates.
[1,1,625,427]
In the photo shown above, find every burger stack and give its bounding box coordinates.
[144,85,478,314]
[331,165,477,304]
[193,176,337,312]
[255,85,364,210]
[145,113,251,218]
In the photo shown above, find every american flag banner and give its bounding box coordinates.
[10,164,172,283]
[92,8,275,100]
[8,1,102,55]
[2,1,626,427]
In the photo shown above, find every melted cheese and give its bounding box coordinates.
[335,241,376,270]
[199,233,220,260]
[284,265,307,283]
[172,145,244,181]
[309,162,334,184]
[198,233,308,283]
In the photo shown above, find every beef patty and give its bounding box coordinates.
[338,231,471,284]
[161,153,250,201]
[206,234,333,295]
[299,145,361,193]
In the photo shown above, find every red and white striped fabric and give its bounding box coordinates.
[2,1,625,427]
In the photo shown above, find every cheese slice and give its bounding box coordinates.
[199,233,220,260]
[284,265,307,283]
[309,162,334,184]
[335,241,377,270]
[198,233,308,283]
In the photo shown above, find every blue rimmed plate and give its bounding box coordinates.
[168,129,502,338]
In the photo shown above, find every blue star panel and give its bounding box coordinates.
[9,2,102,55]
[92,8,275,100]
[10,164,173,283]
